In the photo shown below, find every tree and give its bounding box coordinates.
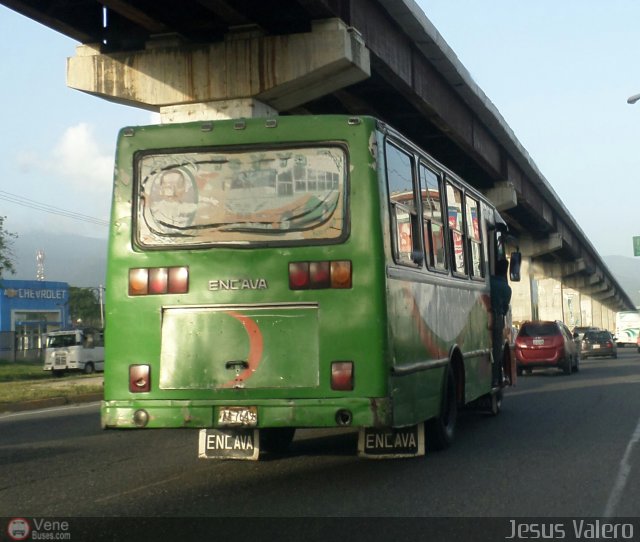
[0,216,17,279]
[69,287,103,328]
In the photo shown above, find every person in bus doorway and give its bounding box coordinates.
[490,258,512,387]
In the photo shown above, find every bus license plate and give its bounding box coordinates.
[358,424,425,459]
[218,406,257,427]
[198,428,260,460]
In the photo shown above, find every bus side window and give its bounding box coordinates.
[419,163,446,271]
[465,195,484,279]
[385,141,422,266]
[445,182,467,276]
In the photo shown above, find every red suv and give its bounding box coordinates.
[515,320,579,375]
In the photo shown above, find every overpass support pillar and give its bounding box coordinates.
[67,19,371,122]
[510,255,586,328]
[510,256,535,326]
[515,264,618,333]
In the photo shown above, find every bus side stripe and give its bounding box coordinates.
[391,357,449,376]
[391,348,490,376]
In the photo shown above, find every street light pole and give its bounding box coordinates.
[628,93,640,105]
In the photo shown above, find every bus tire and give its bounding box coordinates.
[426,365,457,451]
[84,362,95,375]
[259,428,295,455]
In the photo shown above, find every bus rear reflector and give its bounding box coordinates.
[331,361,354,391]
[289,261,352,290]
[129,267,189,296]
[129,364,150,393]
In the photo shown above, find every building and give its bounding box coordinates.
[0,279,70,361]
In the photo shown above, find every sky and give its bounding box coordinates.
[1,1,640,259]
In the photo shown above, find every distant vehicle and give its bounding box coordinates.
[572,326,599,342]
[515,320,579,375]
[43,328,104,376]
[615,310,640,347]
[580,329,617,359]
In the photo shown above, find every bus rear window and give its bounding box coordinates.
[135,146,347,247]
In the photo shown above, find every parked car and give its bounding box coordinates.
[515,320,579,375]
[580,329,617,359]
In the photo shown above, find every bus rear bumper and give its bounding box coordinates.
[101,397,392,430]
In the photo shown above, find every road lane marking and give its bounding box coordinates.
[0,402,100,421]
[603,414,640,517]
[94,474,187,503]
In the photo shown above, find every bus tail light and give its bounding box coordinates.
[289,261,352,290]
[129,268,149,296]
[330,261,352,288]
[129,364,151,393]
[148,268,168,294]
[168,266,189,293]
[331,361,354,391]
[288,262,310,289]
[310,261,331,288]
[129,267,189,296]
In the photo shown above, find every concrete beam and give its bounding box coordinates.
[588,273,605,287]
[591,289,616,301]
[483,181,517,211]
[532,258,590,282]
[564,275,589,290]
[67,18,371,119]
[561,258,588,277]
[530,261,561,280]
[582,280,609,295]
[522,233,563,258]
[159,99,277,122]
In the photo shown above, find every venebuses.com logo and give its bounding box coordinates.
[6,517,71,540]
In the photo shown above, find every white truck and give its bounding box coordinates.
[614,311,640,348]
[43,328,105,376]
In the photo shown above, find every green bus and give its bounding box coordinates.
[101,115,520,459]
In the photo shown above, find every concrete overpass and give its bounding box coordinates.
[2,0,635,330]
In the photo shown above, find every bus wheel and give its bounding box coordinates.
[84,363,95,375]
[426,365,457,451]
[260,428,295,455]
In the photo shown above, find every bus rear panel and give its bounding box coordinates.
[102,116,392,432]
